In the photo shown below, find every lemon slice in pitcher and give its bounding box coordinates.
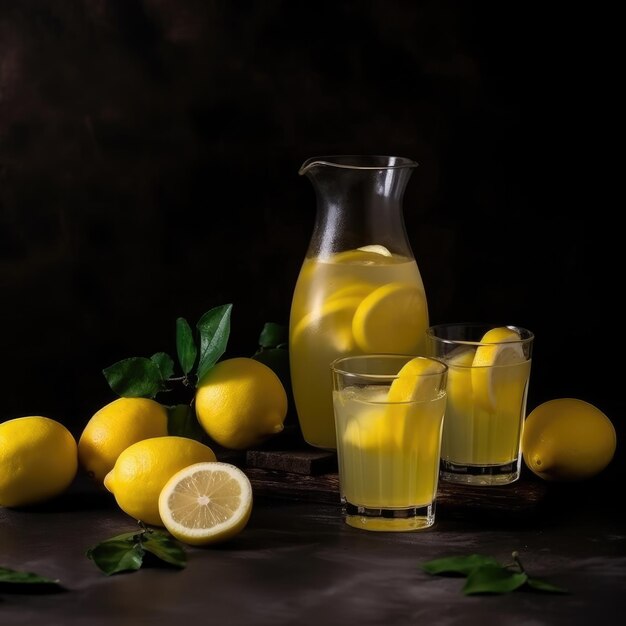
[291,296,362,351]
[352,282,426,353]
[471,327,526,412]
[357,244,392,257]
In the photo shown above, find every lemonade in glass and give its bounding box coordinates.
[331,355,447,531]
[427,324,534,485]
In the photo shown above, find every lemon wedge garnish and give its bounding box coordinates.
[356,244,392,257]
[291,296,362,351]
[471,327,526,412]
[158,462,252,546]
[387,357,443,403]
[352,282,426,353]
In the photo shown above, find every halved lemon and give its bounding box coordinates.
[471,327,527,412]
[387,357,443,403]
[291,296,362,351]
[158,462,252,546]
[352,282,426,353]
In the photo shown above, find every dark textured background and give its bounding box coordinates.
[0,1,620,467]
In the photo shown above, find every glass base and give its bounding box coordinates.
[343,500,435,532]
[439,458,521,486]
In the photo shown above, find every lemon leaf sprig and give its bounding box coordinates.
[422,551,568,595]
[87,522,186,576]
[102,304,233,399]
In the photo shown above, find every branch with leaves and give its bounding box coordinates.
[103,304,233,399]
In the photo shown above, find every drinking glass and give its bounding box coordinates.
[331,355,447,531]
[427,323,534,485]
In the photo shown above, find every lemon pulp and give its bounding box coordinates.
[159,462,252,545]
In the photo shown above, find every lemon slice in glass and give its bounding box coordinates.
[292,296,362,351]
[471,327,526,412]
[352,282,425,353]
[387,357,443,403]
[158,462,252,546]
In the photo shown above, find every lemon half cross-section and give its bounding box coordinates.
[159,462,253,546]
[471,327,527,412]
[352,282,426,353]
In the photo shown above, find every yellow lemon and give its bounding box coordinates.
[352,282,427,353]
[522,399,616,481]
[158,462,252,546]
[0,416,77,507]
[471,327,527,412]
[291,296,362,352]
[78,397,168,485]
[195,358,288,450]
[104,436,216,526]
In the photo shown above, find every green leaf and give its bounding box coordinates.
[196,304,232,383]
[422,554,500,576]
[176,317,197,375]
[142,532,187,569]
[0,566,61,586]
[527,577,569,594]
[167,404,205,441]
[86,538,145,576]
[463,565,528,595]
[258,322,288,349]
[151,352,175,381]
[103,357,162,398]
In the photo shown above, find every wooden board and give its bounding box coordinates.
[242,449,549,520]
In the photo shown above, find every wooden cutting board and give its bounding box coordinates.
[238,449,548,520]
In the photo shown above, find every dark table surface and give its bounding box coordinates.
[1,472,625,626]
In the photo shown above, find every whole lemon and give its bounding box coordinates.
[104,436,216,525]
[78,397,168,485]
[0,416,78,507]
[195,357,288,450]
[522,398,616,481]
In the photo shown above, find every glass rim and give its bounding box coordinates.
[426,323,534,347]
[299,155,418,174]
[331,354,447,380]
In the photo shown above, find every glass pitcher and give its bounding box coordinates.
[289,155,429,449]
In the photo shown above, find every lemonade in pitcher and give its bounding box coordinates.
[290,156,428,449]
[290,246,428,448]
